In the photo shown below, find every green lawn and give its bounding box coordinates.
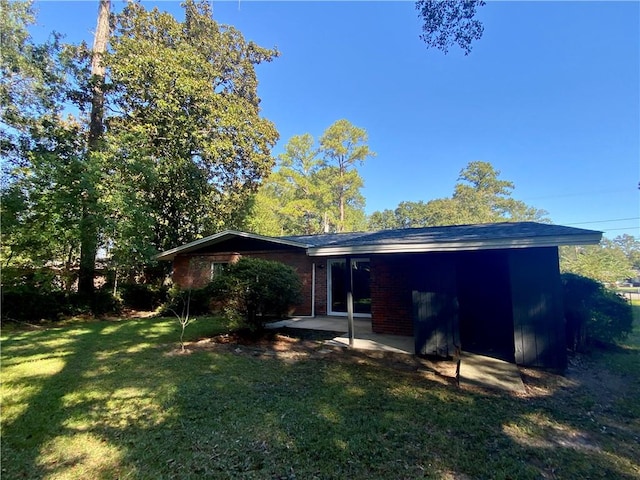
[2,312,639,480]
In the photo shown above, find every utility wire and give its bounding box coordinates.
[564,217,640,226]
[601,227,640,232]
[523,188,632,201]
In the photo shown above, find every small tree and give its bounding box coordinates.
[210,258,302,331]
[169,289,192,352]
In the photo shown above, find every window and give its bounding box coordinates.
[210,262,227,279]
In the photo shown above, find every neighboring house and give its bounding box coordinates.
[157,222,601,369]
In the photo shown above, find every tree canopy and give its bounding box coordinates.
[368,161,548,230]
[1,0,82,277]
[561,235,639,285]
[105,0,279,263]
[1,0,279,286]
[248,119,373,236]
[415,0,486,55]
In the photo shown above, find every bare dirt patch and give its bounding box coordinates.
[520,353,632,402]
[173,325,636,411]
[178,328,459,385]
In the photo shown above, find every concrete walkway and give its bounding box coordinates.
[327,333,414,354]
[458,352,526,394]
[268,316,525,393]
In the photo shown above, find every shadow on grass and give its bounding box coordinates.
[2,317,639,479]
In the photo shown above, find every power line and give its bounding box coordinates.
[601,227,640,232]
[523,188,633,201]
[564,217,640,226]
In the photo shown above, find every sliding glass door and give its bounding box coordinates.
[328,258,371,317]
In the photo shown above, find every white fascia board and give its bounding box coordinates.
[306,233,603,257]
[156,230,309,261]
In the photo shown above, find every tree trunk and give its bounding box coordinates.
[338,162,345,232]
[78,0,110,297]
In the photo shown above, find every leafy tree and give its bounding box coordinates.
[260,133,330,234]
[244,188,288,237]
[1,0,121,301]
[319,119,374,232]
[612,234,640,270]
[368,161,547,230]
[0,0,65,149]
[561,240,635,285]
[2,1,280,304]
[105,0,279,266]
[249,120,371,235]
[449,161,547,224]
[368,209,399,231]
[1,0,84,283]
[1,117,87,288]
[415,0,486,55]
[78,0,110,297]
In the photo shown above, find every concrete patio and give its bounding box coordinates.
[266,316,414,354]
[267,316,526,393]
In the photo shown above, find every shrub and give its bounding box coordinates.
[209,257,302,331]
[119,283,168,311]
[87,289,122,316]
[1,286,120,322]
[562,273,633,350]
[161,284,214,317]
[1,286,64,321]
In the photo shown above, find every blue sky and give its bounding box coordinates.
[30,1,640,238]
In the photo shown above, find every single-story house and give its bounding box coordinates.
[157,222,602,369]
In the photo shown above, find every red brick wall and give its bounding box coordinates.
[314,262,328,316]
[370,255,414,336]
[172,250,317,316]
[173,253,241,289]
[173,251,416,336]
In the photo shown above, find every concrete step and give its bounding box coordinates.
[459,352,526,393]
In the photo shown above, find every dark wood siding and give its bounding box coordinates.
[457,250,515,362]
[509,247,566,369]
[411,254,460,357]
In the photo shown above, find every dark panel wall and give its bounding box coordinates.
[457,251,515,362]
[509,247,566,369]
[411,253,460,357]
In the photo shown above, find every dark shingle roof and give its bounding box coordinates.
[158,222,602,260]
[299,222,601,256]
[280,231,370,247]
[284,222,601,249]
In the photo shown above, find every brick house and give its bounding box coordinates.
[157,222,601,369]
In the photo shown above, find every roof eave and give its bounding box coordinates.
[306,233,603,257]
[156,230,309,261]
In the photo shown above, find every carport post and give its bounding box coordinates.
[347,291,354,348]
[345,256,354,348]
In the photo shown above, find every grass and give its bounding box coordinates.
[2,310,639,480]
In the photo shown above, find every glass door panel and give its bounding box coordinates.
[329,259,347,313]
[351,259,371,314]
[328,258,371,316]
